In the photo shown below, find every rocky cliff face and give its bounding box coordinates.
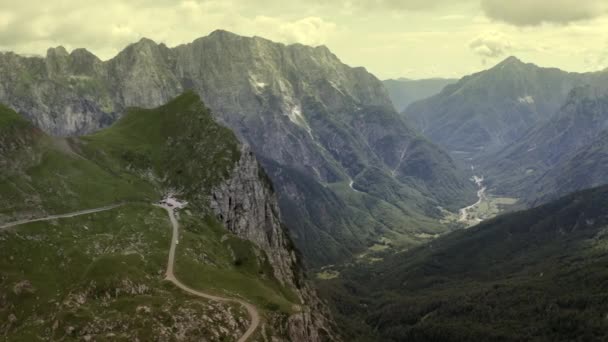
[209,145,336,341]
[0,30,476,266]
[209,145,298,288]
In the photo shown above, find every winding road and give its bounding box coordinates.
[155,204,260,342]
[0,204,124,230]
[1,203,260,342]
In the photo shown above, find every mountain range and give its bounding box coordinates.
[403,56,608,209]
[405,57,608,158]
[0,30,476,266]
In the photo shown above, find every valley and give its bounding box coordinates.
[442,173,517,228]
[457,175,487,225]
[320,186,608,341]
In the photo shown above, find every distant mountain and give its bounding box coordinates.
[383,78,456,112]
[0,31,476,266]
[0,93,335,341]
[405,57,595,160]
[486,86,608,204]
[321,185,608,341]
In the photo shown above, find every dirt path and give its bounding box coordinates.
[0,204,124,230]
[2,202,260,341]
[155,204,260,342]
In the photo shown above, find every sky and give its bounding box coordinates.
[0,0,607,79]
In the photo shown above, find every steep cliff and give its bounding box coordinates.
[209,144,336,341]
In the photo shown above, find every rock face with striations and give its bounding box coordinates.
[209,144,298,288]
[0,30,476,266]
[208,145,336,341]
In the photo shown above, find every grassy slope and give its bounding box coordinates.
[0,105,156,221]
[320,186,608,342]
[1,204,248,341]
[81,91,241,203]
[0,93,299,339]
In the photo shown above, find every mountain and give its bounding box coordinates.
[383,78,456,112]
[320,185,608,341]
[0,93,335,341]
[0,30,476,266]
[486,86,608,204]
[405,56,594,160]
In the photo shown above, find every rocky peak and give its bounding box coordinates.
[208,29,241,39]
[133,37,159,49]
[45,46,70,77]
[498,55,523,66]
[114,38,163,61]
[68,48,102,76]
[46,46,69,59]
[107,37,182,108]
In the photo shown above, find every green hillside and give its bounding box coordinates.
[320,186,608,341]
[0,93,301,340]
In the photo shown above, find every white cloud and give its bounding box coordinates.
[347,0,454,11]
[481,0,608,26]
[251,16,336,46]
[0,0,337,59]
[469,31,512,61]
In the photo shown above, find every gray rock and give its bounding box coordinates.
[0,30,475,266]
[210,144,337,341]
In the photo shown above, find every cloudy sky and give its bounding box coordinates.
[0,0,606,79]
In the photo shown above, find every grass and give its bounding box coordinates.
[0,204,248,340]
[174,213,300,314]
[0,137,157,221]
[0,93,302,339]
[0,104,30,127]
[326,180,445,254]
[82,91,241,203]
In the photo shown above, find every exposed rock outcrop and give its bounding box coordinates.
[210,144,337,341]
[210,145,298,288]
